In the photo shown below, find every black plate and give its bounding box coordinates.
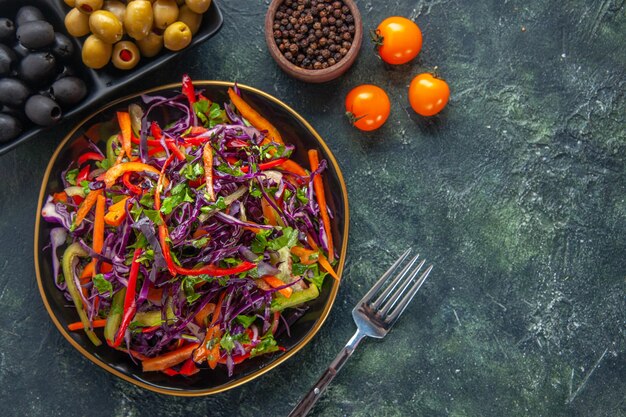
[34,81,349,395]
[0,0,223,155]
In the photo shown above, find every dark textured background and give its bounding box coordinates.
[1,0,625,416]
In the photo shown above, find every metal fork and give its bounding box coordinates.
[288,249,433,417]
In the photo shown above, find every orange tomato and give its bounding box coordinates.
[408,73,450,116]
[345,85,391,131]
[374,17,422,65]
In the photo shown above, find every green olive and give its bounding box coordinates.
[64,0,77,7]
[82,34,112,68]
[102,0,126,23]
[65,8,91,37]
[76,0,103,15]
[178,5,202,35]
[176,0,185,5]
[112,40,140,70]
[153,0,179,30]
[184,0,211,14]
[136,30,163,57]
[124,0,153,41]
[163,21,192,51]
[89,10,123,44]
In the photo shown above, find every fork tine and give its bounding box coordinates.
[359,248,412,304]
[385,264,433,325]
[369,253,421,310]
[376,258,425,316]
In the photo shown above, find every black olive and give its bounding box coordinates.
[18,52,57,88]
[0,78,31,108]
[51,76,87,106]
[15,6,45,26]
[25,95,61,126]
[0,113,22,143]
[0,18,15,43]
[0,44,16,76]
[12,42,30,59]
[16,20,55,49]
[51,33,74,61]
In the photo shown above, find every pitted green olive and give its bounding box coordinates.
[178,5,202,35]
[64,0,77,7]
[102,0,126,23]
[76,0,103,15]
[112,40,140,70]
[89,10,123,43]
[124,0,153,41]
[163,21,191,51]
[82,34,112,68]
[65,7,91,37]
[153,0,179,30]
[184,0,211,14]
[136,30,163,57]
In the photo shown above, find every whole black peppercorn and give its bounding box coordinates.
[273,0,354,70]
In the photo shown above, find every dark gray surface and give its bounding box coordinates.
[1,0,625,416]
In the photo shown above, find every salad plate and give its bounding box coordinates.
[34,81,349,395]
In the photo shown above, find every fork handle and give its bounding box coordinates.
[288,329,366,417]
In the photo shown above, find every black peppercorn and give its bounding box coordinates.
[273,0,354,70]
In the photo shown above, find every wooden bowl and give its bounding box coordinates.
[264,0,362,83]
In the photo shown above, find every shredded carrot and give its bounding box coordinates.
[142,343,200,372]
[262,276,293,298]
[290,246,318,265]
[279,159,308,177]
[53,191,68,203]
[91,194,106,277]
[308,149,334,262]
[68,319,107,331]
[104,196,130,226]
[228,87,283,145]
[203,143,215,201]
[117,112,132,158]
[307,234,339,280]
[167,141,186,161]
[73,189,103,229]
[261,198,278,226]
[194,303,216,326]
[102,162,161,188]
[79,262,95,280]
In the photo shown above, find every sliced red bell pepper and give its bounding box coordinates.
[182,74,196,106]
[122,171,144,195]
[158,224,178,276]
[111,248,143,348]
[76,165,90,183]
[240,158,288,174]
[78,152,104,166]
[218,353,250,365]
[179,358,200,376]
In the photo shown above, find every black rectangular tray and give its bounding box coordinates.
[0,0,223,155]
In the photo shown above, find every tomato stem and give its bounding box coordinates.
[345,111,367,126]
[369,29,384,47]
